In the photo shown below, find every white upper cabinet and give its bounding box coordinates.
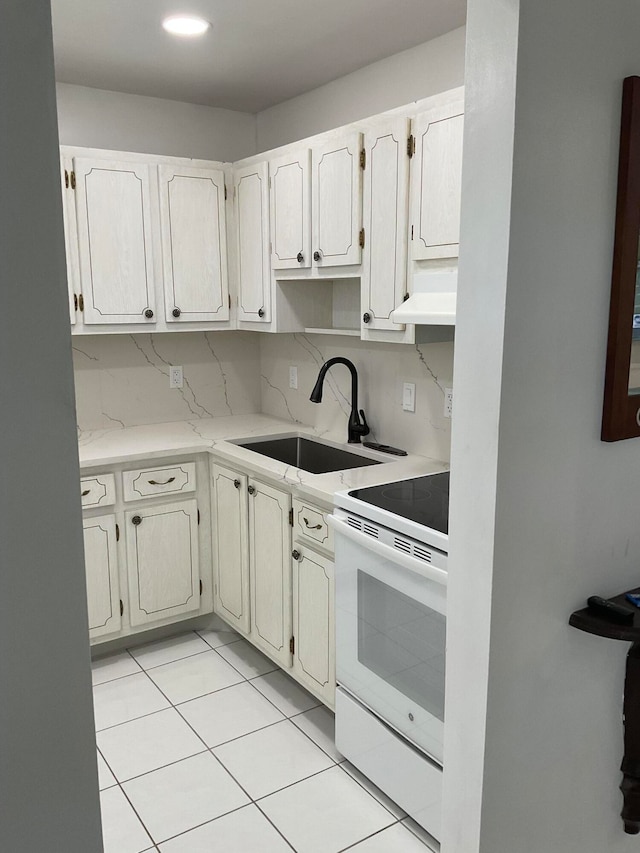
[361,117,411,331]
[159,165,230,324]
[410,98,464,261]
[73,157,157,325]
[312,132,363,268]
[269,149,311,270]
[234,161,271,322]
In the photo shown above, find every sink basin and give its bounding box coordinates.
[235,436,381,475]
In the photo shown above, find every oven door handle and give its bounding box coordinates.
[328,514,447,586]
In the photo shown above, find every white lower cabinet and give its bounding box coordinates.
[248,480,292,669]
[292,546,335,708]
[125,499,200,628]
[83,514,122,641]
[82,457,212,645]
[211,465,251,634]
[211,460,335,707]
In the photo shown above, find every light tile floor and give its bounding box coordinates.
[93,620,436,852]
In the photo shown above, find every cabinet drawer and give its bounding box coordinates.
[123,462,196,502]
[81,474,116,509]
[293,498,333,552]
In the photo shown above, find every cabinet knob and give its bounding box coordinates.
[363,312,371,324]
[172,307,181,318]
[233,479,241,489]
[292,549,301,561]
[313,250,321,262]
[144,308,154,319]
[132,515,142,526]
[258,307,265,318]
[297,252,304,263]
[248,485,256,496]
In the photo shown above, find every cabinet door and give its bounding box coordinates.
[211,464,250,635]
[125,499,200,627]
[269,149,311,270]
[410,99,464,261]
[248,479,292,668]
[292,548,335,708]
[234,162,271,322]
[361,118,410,331]
[83,514,121,641]
[159,165,230,324]
[73,157,157,325]
[60,157,78,325]
[312,132,363,267]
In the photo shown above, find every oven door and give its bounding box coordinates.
[331,511,446,765]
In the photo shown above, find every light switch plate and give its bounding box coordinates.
[289,365,298,390]
[402,382,416,412]
[444,387,453,418]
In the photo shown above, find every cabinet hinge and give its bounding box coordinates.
[119,599,124,617]
[289,508,294,527]
[115,522,120,542]
[359,148,366,170]
[78,293,85,312]
[73,293,78,312]
[289,636,295,655]
[407,134,416,158]
[70,171,76,190]
[224,184,227,201]
[64,169,69,189]
[199,579,203,596]
[359,228,365,249]
[197,509,200,525]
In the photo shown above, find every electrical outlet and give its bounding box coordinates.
[444,387,453,418]
[169,366,183,389]
[402,382,416,412]
[289,365,298,390]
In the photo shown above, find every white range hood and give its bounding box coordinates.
[391,269,457,326]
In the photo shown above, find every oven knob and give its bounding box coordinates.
[408,712,414,722]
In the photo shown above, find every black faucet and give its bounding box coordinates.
[309,357,370,443]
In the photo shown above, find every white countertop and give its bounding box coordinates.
[78,414,448,505]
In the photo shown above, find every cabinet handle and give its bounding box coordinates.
[363,312,371,324]
[172,307,181,318]
[132,515,142,526]
[292,549,302,561]
[248,485,256,496]
[303,517,322,530]
[258,307,265,318]
[297,252,304,263]
[233,479,241,489]
[148,477,175,486]
[313,250,321,262]
[144,308,154,319]
[81,489,90,496]
[120,599,124,617]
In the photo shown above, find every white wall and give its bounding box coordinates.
[56,82,257,160]
[259,334,454,461]
[0,3,102,850]
[445,1,640,851]
[256,27,466,150]
[73,332,262,431]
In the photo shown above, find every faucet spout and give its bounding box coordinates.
[309,357,370,443]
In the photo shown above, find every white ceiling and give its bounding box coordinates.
[50,0,466,114]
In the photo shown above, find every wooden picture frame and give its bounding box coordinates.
[602,76,640,441]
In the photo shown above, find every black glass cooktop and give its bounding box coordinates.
[348,472,450,533]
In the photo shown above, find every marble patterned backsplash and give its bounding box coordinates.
[259,333,454,461]
[72,332,262,433]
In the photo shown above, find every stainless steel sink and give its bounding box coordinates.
[235,436,381,475]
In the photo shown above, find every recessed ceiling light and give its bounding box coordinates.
[162,15,210,37]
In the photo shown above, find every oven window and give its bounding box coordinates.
[357,571,445,721]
